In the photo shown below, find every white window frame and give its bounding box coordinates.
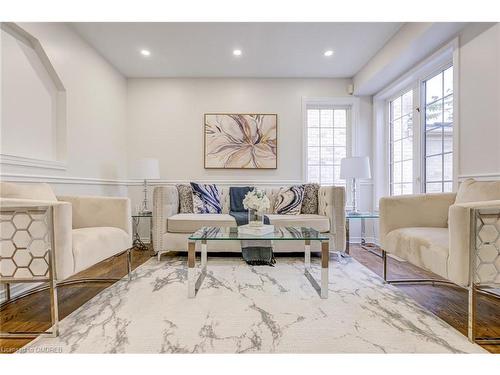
[419,62,455,193]
[373,38,459,206]
[301,97,359,188]
[386,85,420,196]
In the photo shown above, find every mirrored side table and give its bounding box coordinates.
[132,212,153,254]
[345,212,380,256]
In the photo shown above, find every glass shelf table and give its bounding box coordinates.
[131,212,153,253]
[188,226,330,299]
[345,212,380,256]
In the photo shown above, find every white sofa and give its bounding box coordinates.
[153,185,346,259]
[0,182,132,281]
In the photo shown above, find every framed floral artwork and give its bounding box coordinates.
[204,113,278,169]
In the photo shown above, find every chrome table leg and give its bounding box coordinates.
[304,239,311,269]
[188,240,207,298]
[321,241,329,299]
[304,240,329,299]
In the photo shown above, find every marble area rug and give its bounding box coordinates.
[21,256,486,353]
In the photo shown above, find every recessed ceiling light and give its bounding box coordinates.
[233,49,242,56]
[324,50,334,57]
[140,49,151,57]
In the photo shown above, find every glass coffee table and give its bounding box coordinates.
[188,226,330,299]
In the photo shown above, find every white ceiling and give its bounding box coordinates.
[72,22,402,78]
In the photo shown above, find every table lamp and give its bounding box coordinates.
[340,156,371,214]
[130,158,160,214]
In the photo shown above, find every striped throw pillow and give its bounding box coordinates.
[190,183,222,214]
[274,185,305,215]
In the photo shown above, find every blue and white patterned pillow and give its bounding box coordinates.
[190,183,222,214]
[274,185,305,215]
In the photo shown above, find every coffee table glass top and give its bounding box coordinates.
[189,226,329,241]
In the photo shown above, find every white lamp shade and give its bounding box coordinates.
[340,156,371,179]
[130,158,160,180]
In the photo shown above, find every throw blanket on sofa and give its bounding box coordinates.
[229,187,275,266]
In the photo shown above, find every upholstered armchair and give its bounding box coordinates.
[0,182,132,282]
[379,178,500,343]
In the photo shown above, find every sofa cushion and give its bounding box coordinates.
[266,214,330,233]
[176,184,194,213]
[301,183,319,214]
[455,178,500,204]
[384,227,449,280]
[72,227,130,274]
[274,185,305,215]
[191,183,222,214]
[0,182,57,201]
[167,213,237,233]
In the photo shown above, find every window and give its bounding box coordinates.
[423,66,453,193]
[389,89,414,196]
[383,63,454,197]
[374,43,456,205]
[306,106,349,186]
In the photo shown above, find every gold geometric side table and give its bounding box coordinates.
[0,203,58,338]
[469,207,500,344]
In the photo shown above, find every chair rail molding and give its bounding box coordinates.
[0,154,67,171]
[0,174,315,187]
[458,173,500,182]
[0,172,131,186]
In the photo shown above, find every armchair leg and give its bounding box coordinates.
[383,251,499,345]
[468,284,476,342]
[382,249,387,282]
[127,248,132,280]
[5,283,11,302]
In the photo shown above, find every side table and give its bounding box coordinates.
[132,213,153,253]
[345,212,380,256]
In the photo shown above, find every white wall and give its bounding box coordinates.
[1,28,58,161]
[458,23,500,180]
[126,78,352,184]
[0,22,129,197]
[354,23,467,96]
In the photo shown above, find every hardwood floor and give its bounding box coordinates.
[1,245,498,353]
[348,245,500,354]
[0,248,151,354]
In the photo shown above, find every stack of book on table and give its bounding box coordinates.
[238,224,275,235]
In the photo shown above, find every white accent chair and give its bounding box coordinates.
[379,178,500,343]
[0,182,132,282]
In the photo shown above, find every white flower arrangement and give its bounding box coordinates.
[243,189,270,213]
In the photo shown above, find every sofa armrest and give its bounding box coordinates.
[1,198,74,281]
[152,186,179,252]
[57,195,132,237]
[379,193,456,248]
[318,186,346,252]
[448,199,500,287]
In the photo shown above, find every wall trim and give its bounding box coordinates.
[458,173,500,181]
[149,180,305,186]
[0,172,131,186]
[0,174,313,187]
[0,154,67,171]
